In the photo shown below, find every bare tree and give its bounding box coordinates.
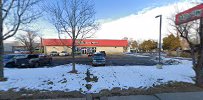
[44,0,98,73]
[15,30,40,54]
[0,0,41,80]
[131,40,138,49]
[122,37,129,52]
[168,10,203,86]
[168,6,200,65]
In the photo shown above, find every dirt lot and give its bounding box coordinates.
[51,54,157,66]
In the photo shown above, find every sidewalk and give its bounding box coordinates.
[46,92,203,100]
[106,92,203,100]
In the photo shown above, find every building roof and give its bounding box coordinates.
[42,39,128,47]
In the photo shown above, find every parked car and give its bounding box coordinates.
[92,52,106,66]
[59,51,69,56]
[50,51,59,56]
[99,51,106,56]
[14,50,30,54]
[15,54,52,68]
[3,54,27,68]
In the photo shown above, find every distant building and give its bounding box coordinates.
[42,39,128,54]
[3,41,22,53]
[4,41,41,53]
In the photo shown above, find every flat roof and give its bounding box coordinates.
[42,39,128,47]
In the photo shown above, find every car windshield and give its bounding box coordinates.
[93,56,104,60]
[51,51,57,53]
[4,54,27,59]
[17,55,28,58]
[94,53,103,56]
[3,55,15,59]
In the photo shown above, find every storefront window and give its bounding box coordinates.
[92,47,96,53]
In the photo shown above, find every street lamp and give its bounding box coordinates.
[155,15,162,66]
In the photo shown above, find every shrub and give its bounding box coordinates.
[180,52,191,58]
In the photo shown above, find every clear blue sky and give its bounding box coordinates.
[93,0,181,19]
[46,0,183,20]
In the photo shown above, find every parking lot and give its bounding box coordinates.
[51,54,157,66]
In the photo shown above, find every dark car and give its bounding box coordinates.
[15,54,52,68]
[87,52,93,57]
[92,52,106,66]
[3,54,27,68]
[99,51,106,56]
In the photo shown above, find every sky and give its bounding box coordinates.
[93,0,181,19]
[5,0,203,42]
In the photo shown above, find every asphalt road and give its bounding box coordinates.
[51,54,157,66]
[43,92,203,100]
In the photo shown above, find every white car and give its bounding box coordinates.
[59,51,69,56]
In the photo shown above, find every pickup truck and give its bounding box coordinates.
[15,54,52,68]
[3,54,27,68]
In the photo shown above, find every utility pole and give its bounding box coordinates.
[155,15,162,66]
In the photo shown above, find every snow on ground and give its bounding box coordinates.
[89,59,195,93]
[0,59,195,93]
[125,53,151,58]
[0,65,90,92]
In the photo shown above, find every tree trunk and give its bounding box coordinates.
[0,0,4,80]
[190,45,196,67]
[0,35,4,80]
[195,47,203,86]
[71,27,77,73]
[195,18,203,86]
[71,39,76,72]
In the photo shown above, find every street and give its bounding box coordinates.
[43,92,203,100]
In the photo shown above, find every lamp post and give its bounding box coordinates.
[155,15,162,66]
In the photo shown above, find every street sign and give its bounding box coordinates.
[176,3,203,25]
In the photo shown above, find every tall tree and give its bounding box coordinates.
[15,30,39,54]
[163,33,181,50]
[139,40,157,52]
[131,40,138,49]
[0,0,41,80]
[44,0,98,73]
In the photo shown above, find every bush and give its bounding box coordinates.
[167,51,177,57]
[180,52,191,58]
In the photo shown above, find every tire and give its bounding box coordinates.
[5,63,14,68]
[33,62,39,68]
[48,59,52,65]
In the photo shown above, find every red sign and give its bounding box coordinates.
[175,4,203,25]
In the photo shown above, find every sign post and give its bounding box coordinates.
[176,4,203,25]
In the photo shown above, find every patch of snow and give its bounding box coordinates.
[0,59,195,93]
[89,59,195,93]
[0,64,90,92]
[125,53,150,57]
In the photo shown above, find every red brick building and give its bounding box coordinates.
[42,39,128,54]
